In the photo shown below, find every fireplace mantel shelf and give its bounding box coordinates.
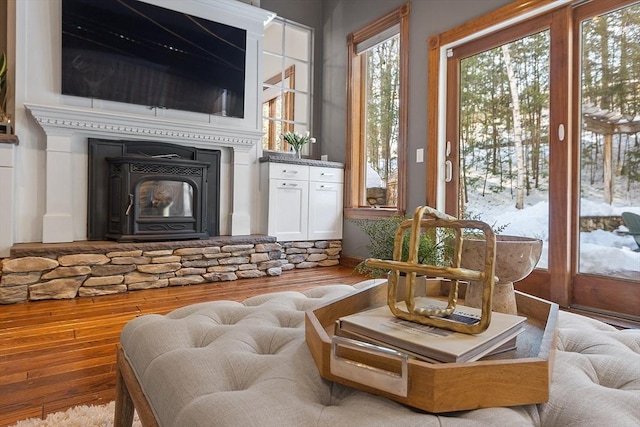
[25,103,262,151]
[0,134,19,145]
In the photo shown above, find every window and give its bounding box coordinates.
[345,3,409,218]
[428,0,640,323]
[262,18,313,154]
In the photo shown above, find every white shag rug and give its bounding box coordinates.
[10,401,142,427]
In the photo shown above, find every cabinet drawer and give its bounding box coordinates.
[309,167,343,183]
[268,163,309,180]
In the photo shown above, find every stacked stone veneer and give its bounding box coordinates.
[0,237,342,304]
[579,216,624,232]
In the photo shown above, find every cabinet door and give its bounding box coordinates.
[268,179,309,241]
[308,181,343,240]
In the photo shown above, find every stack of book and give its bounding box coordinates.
[336,297,526,363]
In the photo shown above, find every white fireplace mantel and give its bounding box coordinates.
[25,103,262,150]
[25,103,263,243]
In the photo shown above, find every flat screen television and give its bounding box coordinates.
[62,0,246,118]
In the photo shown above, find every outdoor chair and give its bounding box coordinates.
[621,211,640,252]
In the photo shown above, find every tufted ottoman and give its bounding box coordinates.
[115,282,640,427]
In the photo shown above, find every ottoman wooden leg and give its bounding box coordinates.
[114,348,135,427]
[114,346,159,427]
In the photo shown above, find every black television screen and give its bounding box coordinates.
[62,0,246,118]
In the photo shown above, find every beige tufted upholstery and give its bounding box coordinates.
[120,283,640,427]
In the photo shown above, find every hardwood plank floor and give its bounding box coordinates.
[0,266,365,427]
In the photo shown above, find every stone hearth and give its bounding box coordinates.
[0,237,343,304]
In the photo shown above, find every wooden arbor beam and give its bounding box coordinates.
[581,105,640,205]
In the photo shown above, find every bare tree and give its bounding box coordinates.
[366,36,399,204]
[501,44,526,209]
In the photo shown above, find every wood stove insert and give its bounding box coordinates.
[88,139,221,241]
[106,156,210,242]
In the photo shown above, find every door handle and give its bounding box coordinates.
[125,193,134,216]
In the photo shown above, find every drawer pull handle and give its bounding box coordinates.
[283,183,298,187]
[320,185,335,189]
[321,173,334,177]
[283,170,298,174]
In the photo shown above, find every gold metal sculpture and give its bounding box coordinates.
[364,206,497,334]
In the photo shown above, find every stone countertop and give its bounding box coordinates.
[259,154,344,169]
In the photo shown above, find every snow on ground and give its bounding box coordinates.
[465,187,640,279]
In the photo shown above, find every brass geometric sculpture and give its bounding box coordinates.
[364,206,497,334]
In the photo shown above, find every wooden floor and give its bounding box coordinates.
[0,266,365,427]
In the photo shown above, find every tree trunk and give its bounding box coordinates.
[501,44,525,209]
[603,133,613,204]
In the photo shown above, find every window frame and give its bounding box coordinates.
[345,3,410,220]
[263,66,295,151]
[262,17,313,154]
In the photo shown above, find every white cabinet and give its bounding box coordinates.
[267,163,309,241]
[261,161,343,241]
[308,167,343,240]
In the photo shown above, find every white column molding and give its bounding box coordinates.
[230,144,254,235]
[0,143,16,256]
[43,132,74,243]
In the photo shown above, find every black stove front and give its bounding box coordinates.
[105,156,210,242]
[88,139,221,241]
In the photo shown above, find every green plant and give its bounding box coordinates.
[281,131,315,152]
[350,215,454,278]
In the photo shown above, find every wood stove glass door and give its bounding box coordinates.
[138,180,194,218]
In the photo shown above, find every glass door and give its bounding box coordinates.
[442,0,639,321]
[572,0,640,319]
[446,16,552,271]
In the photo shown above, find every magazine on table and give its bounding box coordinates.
[336,297,526,363]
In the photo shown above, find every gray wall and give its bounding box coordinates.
[0,1,6,54]
[262,0,513,259]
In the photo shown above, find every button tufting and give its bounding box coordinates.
[120,284,640,427]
